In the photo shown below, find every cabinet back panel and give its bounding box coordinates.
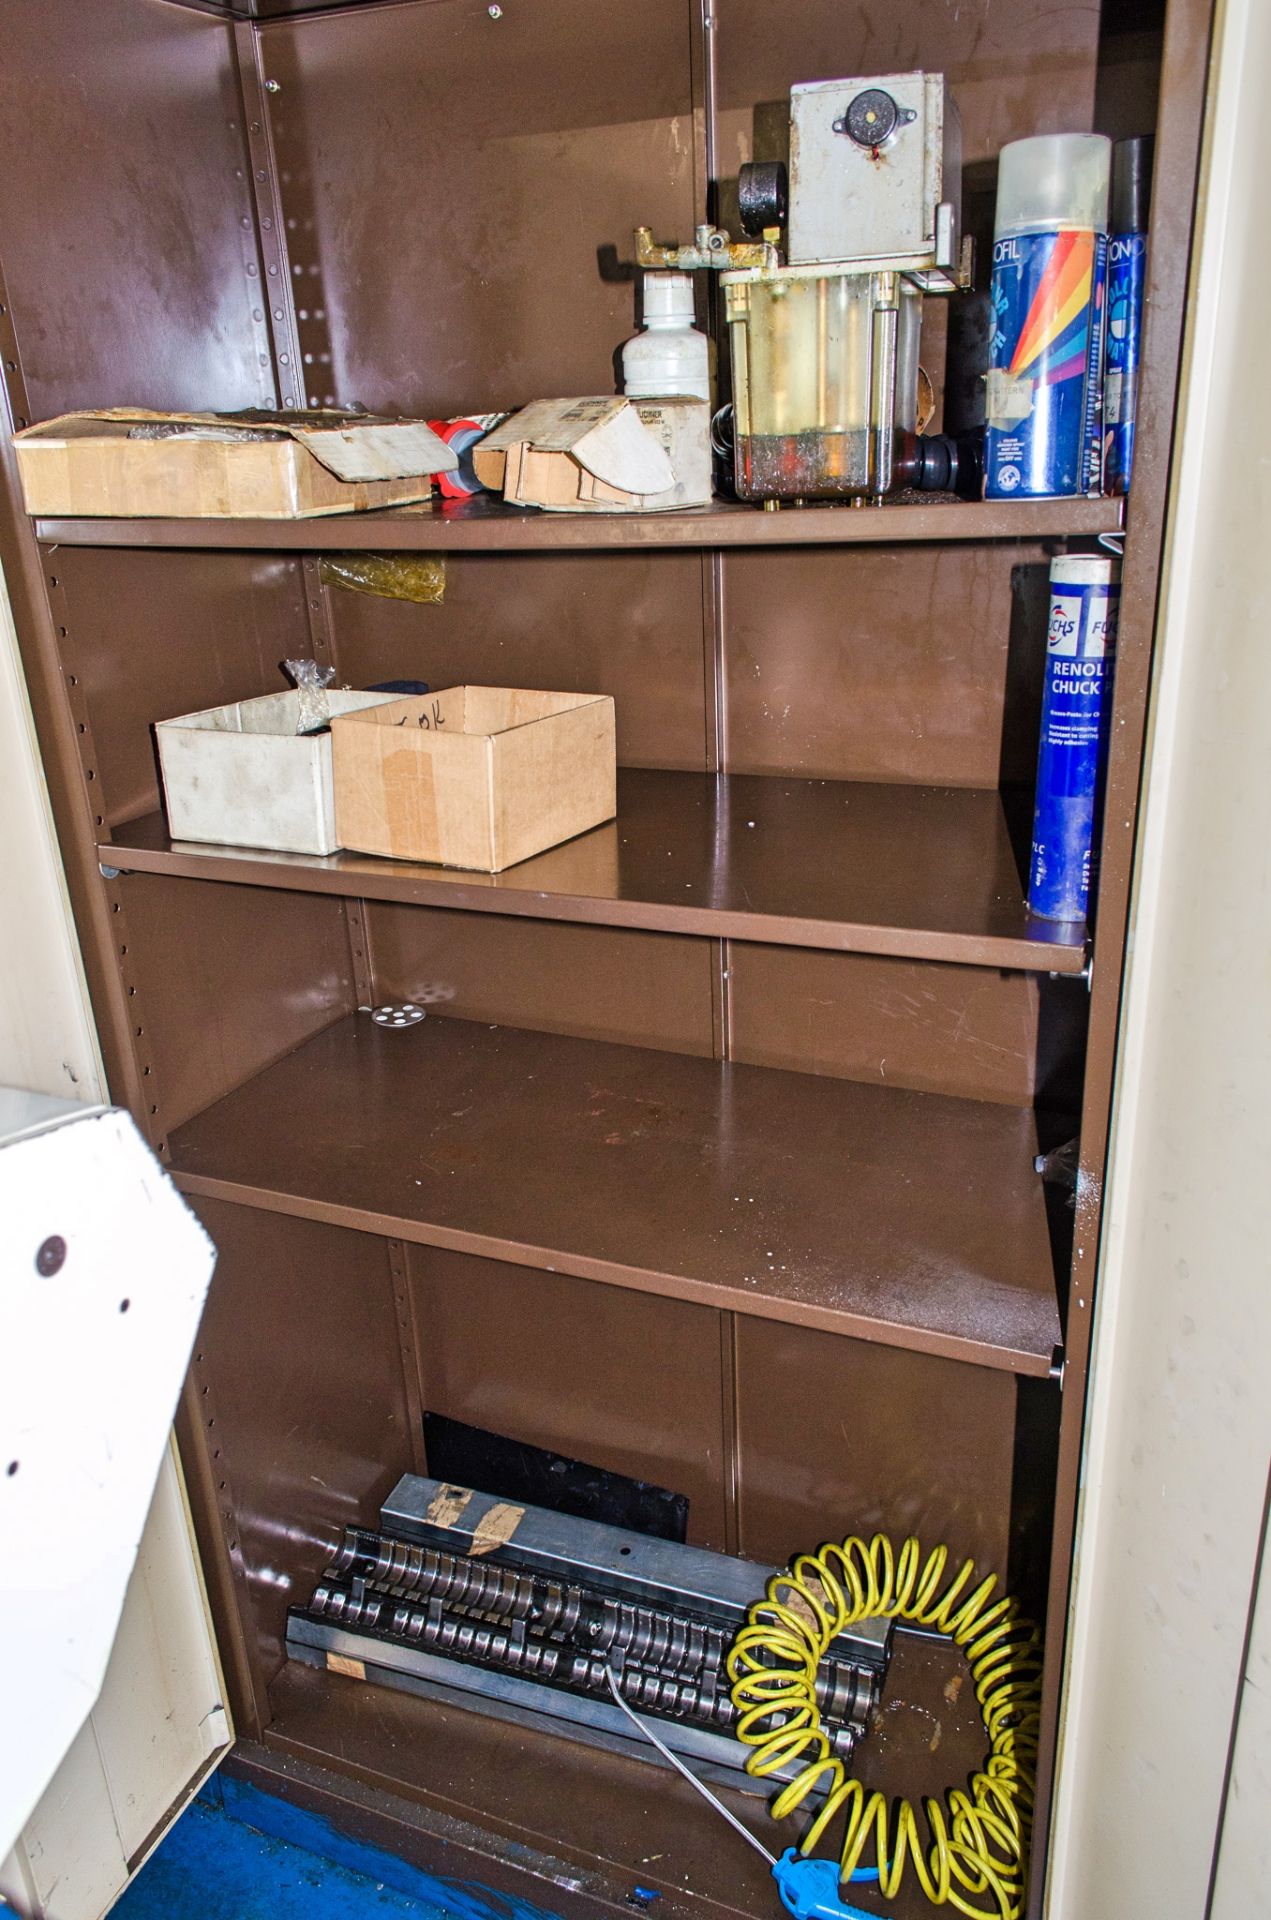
[257,0,698,415]
[0,0,270,418]
[722,546,1052,785]
[733,1319,1018,1580]
[328,550,710,772]
[58,548,313,829]
[367,906,718,1058]
[408,1248,730,1550]
[191,1199,415,1683]
[714,0,1099,169]
[119,873,355,1136]
[728,945,1039,1106]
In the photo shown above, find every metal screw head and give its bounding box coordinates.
[264,78,281,93]
[36,1235,66,1277]
[488,5,502,15]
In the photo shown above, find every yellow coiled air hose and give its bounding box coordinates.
[726,1535,1043,1920]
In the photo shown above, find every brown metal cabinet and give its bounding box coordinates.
[0,2,1211,1916]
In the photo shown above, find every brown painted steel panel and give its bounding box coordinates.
[729,945,1039,1105]
[117,872,354,1135]
[0,0,273,419]
[97,768,1088,973]
[714,0,1100,169]
[407,1249,729,1548]
[255,0,697,415]
[733,1318,1016,1580]
[327,551,710,771]
[257,1632,987,1920]
[34,495,1125,552]
[722,544,1052,785]
[367,906,716,1056]
[190,1198,414,1678]
[167,1010,1061,1371]
[57,548,312,827]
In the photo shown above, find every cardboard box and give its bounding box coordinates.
[332,686,617,871]
[157,689,404,856]
[13,409,458,518]
[472,397,711,511]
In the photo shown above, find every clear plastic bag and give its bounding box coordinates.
[319,554,446,605]
[284,657,337,734]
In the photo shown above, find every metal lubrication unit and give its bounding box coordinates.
[636,71,970,501]
[287,1475,891,1792]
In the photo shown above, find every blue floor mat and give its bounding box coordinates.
[112,1775,564,1920]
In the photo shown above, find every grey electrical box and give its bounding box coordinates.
[788,71,961,270]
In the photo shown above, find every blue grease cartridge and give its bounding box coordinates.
[1028,554,1121,923]
[1103,137,1153,495]
[985,134,1111,499]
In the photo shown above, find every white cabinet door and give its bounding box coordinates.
[1,1445,231,1920]
[0,561,232,1920]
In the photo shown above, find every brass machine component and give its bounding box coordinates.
[634,223,778,273]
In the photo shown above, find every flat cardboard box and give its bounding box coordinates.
[13,409,457,518]
[472,397,710,512]
[157,688,403,855]
[332,686,617,871]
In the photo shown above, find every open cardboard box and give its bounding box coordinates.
[13,408,457,518]
[332,686,617,872]
[472,397,710,511]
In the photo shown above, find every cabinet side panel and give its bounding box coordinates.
[0,0,273,417]
[407,1248,730,1551]
[190,1200,415,1684]
[368,906,717,1058]
[116,873,355,1137]
[256,0,697,415]
[57,548,313,829]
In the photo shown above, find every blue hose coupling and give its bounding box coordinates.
[771,1848,887,1920]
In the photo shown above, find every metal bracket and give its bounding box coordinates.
[232,20,305,408]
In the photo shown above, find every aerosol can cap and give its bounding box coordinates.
[994,132,1111,237]
[1111,135,1154,235]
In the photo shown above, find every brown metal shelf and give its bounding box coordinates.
[254,1627,987,1920]
[168,1009,1061,1375]
[36,491,1123,552]
[103,770,1087,975]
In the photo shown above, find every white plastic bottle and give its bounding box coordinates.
[622,272,711,402]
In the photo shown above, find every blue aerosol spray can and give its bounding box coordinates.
[1028,554,1121,923]
[985,135,1111,499]
[1102,137,1153,495]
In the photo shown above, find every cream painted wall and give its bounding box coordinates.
[1047,0,1271,1911]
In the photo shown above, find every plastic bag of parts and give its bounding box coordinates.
[284,657,337,734]
[318,553,446,605]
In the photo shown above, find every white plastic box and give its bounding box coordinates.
[156,688,402,856]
